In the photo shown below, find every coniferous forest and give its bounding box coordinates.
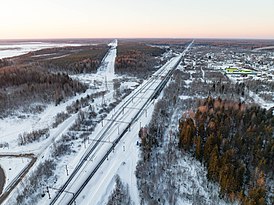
[179,97,274,205]
[115,43,165,78]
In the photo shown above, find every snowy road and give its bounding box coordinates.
[97,39,117,80]
[50,41,193,205]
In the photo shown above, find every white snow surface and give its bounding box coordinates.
[1,40,121,204]
[214,64,274,110]
[51,57,181,205]
[0,42,83,59]
[0,156,31,192]
[48,42,193,205]
[97,39,117,80]
[1,39,135,205]
[0,88,102,154]
[0,38,118,154]
[253,46,274,51]
[78,101,154,205]
[1,41,206,205]
[249,90,274,110]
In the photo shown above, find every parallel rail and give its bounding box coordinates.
[52,41,193,205]
[50,50,176,205]
[67,52,185,205]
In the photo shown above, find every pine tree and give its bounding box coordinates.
[195,135,202,161]
[208,145,219,181]
[204,134,215,163]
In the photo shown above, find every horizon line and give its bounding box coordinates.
[0,37,274,41]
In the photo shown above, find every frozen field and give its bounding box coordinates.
[0,42,83,59]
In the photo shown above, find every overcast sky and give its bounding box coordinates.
[1,0,274,39]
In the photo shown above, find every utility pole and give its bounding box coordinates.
[46,186,51,199]
[102,94,105,106]
[65,165,69,176]
[105,76,108,91]
[47,186,76,205]
[72,193,76,205]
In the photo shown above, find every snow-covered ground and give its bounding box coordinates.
[3,40,271,205]
[248,90,274,110]
[45,42,193,205]
[48,45,187,205]
[1,39,157,205]
[0,40,119,155]
[253,46,274,51]
[0,41,105,200]
[97,39,117,80]
[0,40,120,203]
[224,73,274,110]
[214,64,274,110]
[0,156,32,192]
[157,92,233,205]
[0,40,203,205]
[79,96,155,205]
[0,42,83,59]
[0,87,104,154]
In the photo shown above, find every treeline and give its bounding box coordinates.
[115,43,165,78]
[16,159,56,205]
[0,59,12,68]
[179,97,274,204]
[18,128,49,146]
[138,80,179,161]
[0,66,87,117]
[194,39,274,50]
[42,45,108,74]
[245,79,274,94]
[107,175,133,205]
[16,134,73,205]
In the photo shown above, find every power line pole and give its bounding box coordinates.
[46,186,51,199]
[105,76,108,91]
[101,93,105,106]
[65,165,69,176]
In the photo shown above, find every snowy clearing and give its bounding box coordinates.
[0,156,32,192]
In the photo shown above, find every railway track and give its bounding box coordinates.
[51,41,193,205]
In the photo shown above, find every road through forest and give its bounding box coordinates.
[0,166,5,195]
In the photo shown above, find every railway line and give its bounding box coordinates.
[51,41,193,205]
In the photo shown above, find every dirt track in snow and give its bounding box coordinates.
[0,166,5,195]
